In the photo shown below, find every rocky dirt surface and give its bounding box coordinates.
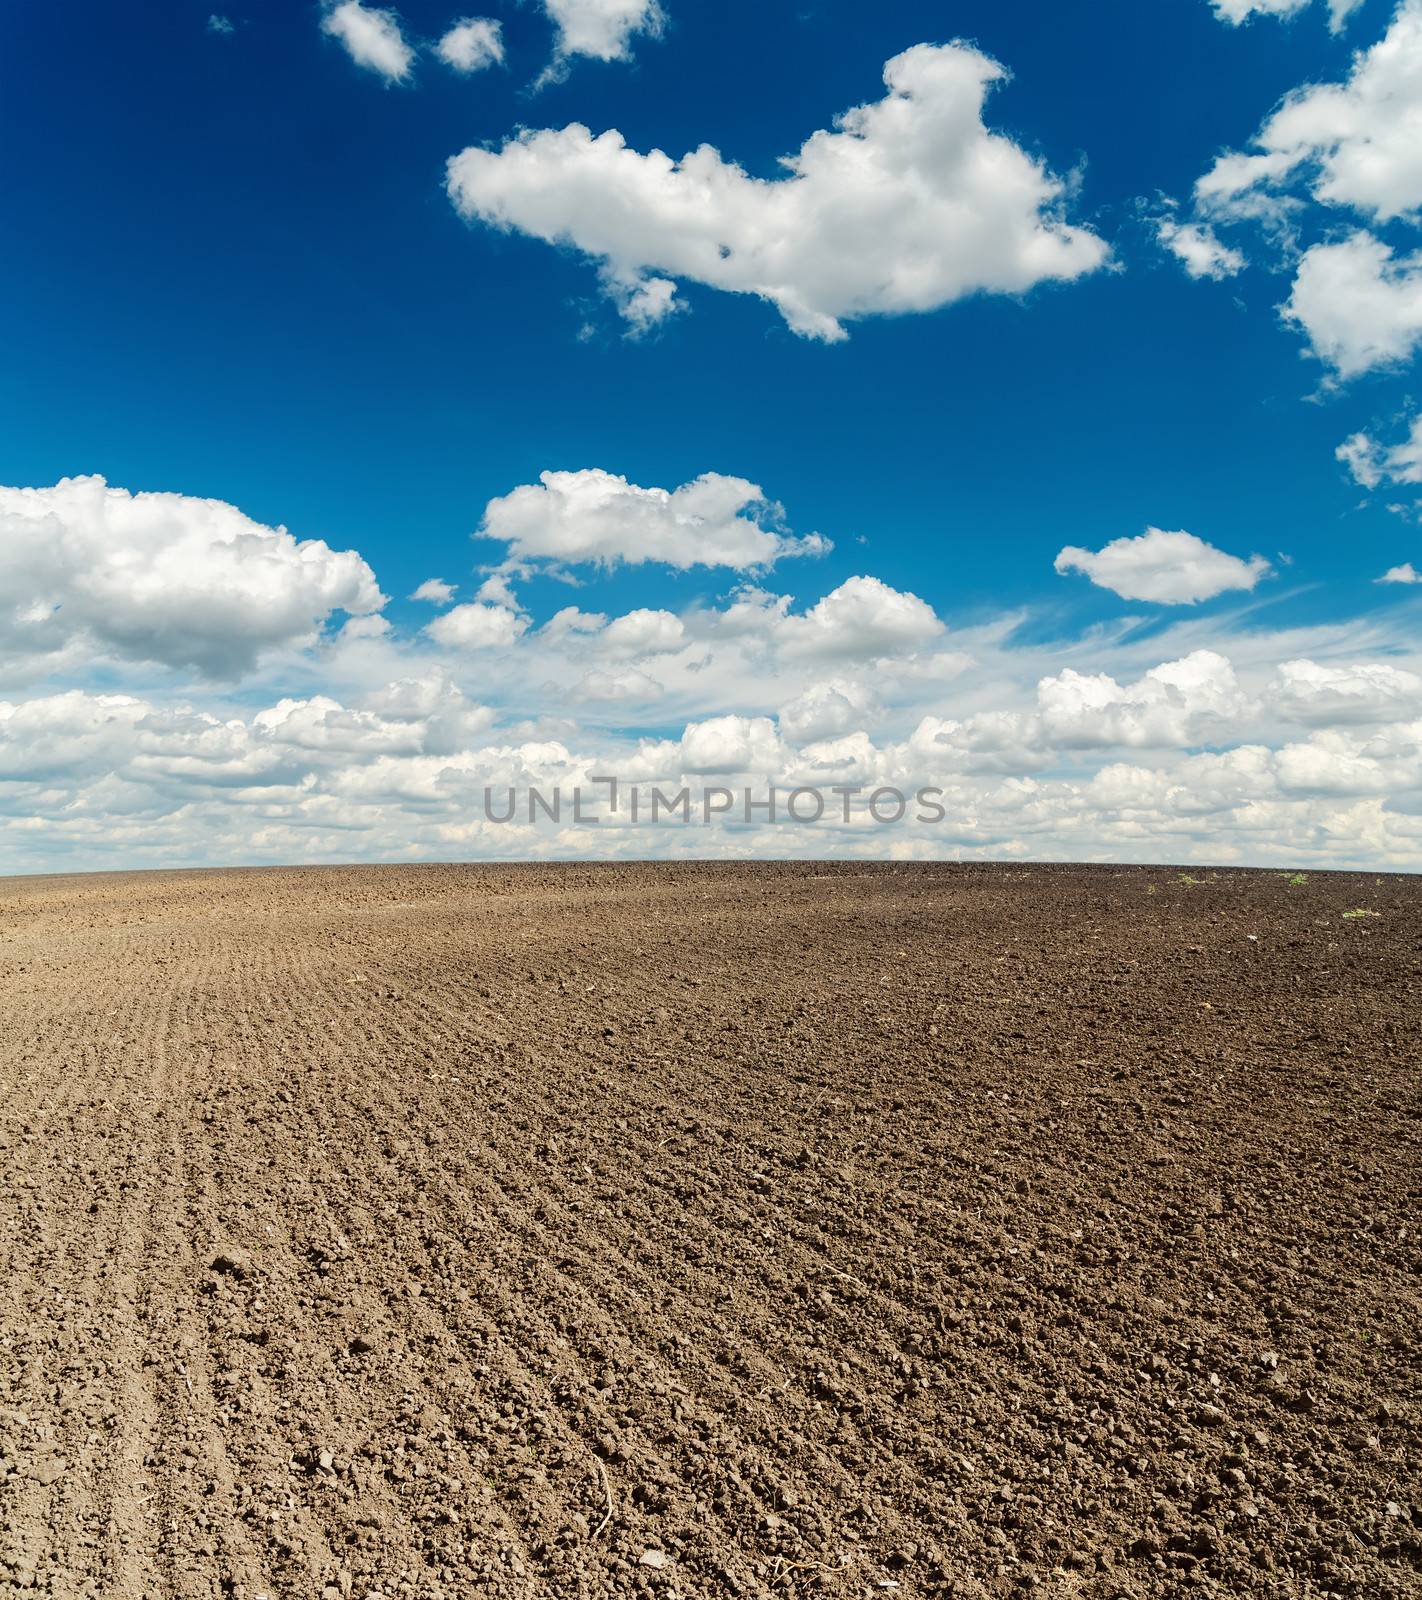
[0,861,1418,1600]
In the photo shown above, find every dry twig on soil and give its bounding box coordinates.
[591,1456,614,1539]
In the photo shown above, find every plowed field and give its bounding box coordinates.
[0,862,1418,1600]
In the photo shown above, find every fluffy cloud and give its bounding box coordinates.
[362,671,497,746]
[541,606,608,646]
[679,714,783,774]
[410,578,456,604]
[437,18,503,73]
[1271,657,1422,722]
[572,666,663,702]
[775,576,944,661]
[688,577,945,671]
[915,651,1251,764]
[479,469,829,571]
[0,476,384,678]
[424,602,528,649]
[1043,652,1250,747]
[1086,747,1277,817]
[473,573,517,607]
[251,696,424,756]
[1282,233,1422,378]
[3,464,1420,873]
[599,608,685,658]
[531,578,942,678]
[5,645,1422,873]
[790,731,882,784]
[446,42,1108,340]
[908,649,1254,774]
[1271,722,1422,795]
[246,686,493,756]
[1378,561,1422,582]
[617,276,681,332]
[542,0,662,68]
[1209,0,1364,30]
[0,679,492,793]
[1337,431,1385,489]
[321,1,414,81]
[0,691,154,784]
[1200,1,1422,225]
[1040,652,1247,745]
[1337,413,1422,488]
[1054,528,1272,604]
[778,679,880,743]
[1156,218,1246,280]
[1187,3,1422,375]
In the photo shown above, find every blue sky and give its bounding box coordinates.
[2,0,1422,871]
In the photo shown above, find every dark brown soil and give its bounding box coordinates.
[1,861,1418,1600]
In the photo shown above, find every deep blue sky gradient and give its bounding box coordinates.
[2,0,1414,642]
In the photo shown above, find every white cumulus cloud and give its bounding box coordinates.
[915,651,1251,762]
[1055,527,1273,604]
[424,602,529,650]
[1186,2,1422,376]
[572,666,663,701]
[1271,657,1422,722]
[1038,651,1250,747]
[1378,561,1422,582]
[775,576,944,661]
[1200,1,1422,225]
[1274,732,1402,795]
[778,679,880,743]
[437,17,504,73]
[479,468,828,572]
[540,605,608,645]
[598,608,685,658]
[542,0,662,69]
[1209,0,1364,31]
[321,1,415,81]
[1337,431,1386,488]
[0,475,384,678]
[446,42,1109,340]
[679,714,783,774]
[1156,218,1247,280]
[1282,232,1422,378]
[1337,413,1422,488]
[5,638,1422,873]
[410,578,456,604]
